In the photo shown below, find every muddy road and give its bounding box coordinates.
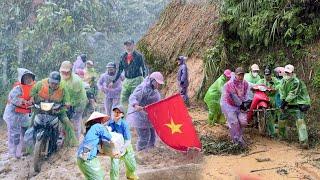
[0,107,319,180]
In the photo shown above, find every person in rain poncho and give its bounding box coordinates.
[110,40,146,111]
[31,71,78,147]
[244,64,261,85]
[73,54,87,73]
[60,61,88,139]
[107,106,138,180]
[274,67,285,108]
[177,55,190,107]
[77,112,115,180]
[97,62,123,116]
[126,72,164,151]
[83,60,99,114]
[279,64,311,148]
[3,68,35,159]
[256,68,281,137]
[204,69,232,125]
[221,67,249,147]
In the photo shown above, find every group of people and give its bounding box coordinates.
[3,39,174,179]
[4,35,312,179]
[204,64,311,148]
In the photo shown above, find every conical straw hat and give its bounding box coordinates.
[85,111,110,125]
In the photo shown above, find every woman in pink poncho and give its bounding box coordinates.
[220,67,249,147]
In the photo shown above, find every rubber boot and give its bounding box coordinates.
[296,119,309,149]
[278,119,287,140]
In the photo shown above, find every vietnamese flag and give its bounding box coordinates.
[144,94,201,152]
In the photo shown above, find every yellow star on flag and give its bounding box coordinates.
[165,119,182,134]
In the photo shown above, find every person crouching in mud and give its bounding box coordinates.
[77,112,116,180]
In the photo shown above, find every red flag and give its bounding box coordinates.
[145,94,201,152]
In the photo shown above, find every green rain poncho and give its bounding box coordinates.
[244,72,261,85]
[61,74,88,111]
[31,78,78,147]
[279,74,311,105]
[204,74,228,125]
[278,74,311,144]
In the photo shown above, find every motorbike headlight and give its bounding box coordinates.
[40,102,54,111]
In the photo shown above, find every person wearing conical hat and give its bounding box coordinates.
[77,112,115,180]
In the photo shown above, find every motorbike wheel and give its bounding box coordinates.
[34,138,44,172]
[257,108,267,135]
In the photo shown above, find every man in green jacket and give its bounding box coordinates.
[204,69,232,125]
[60,61,88,140]
[256,68,280,137]
[31,71,78,147]
[244,64,261,85]
[279,64,311,148]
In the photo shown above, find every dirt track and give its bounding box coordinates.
[0,107,319,180]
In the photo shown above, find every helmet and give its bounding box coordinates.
[177,56,187,61]
[223,69,232,78]
[48,71,61,84]
[264,68,271,75]
[80,54,87,62]
[106,62,116,69]
[59,61,72,72]
[274,67,285,77]
[251,64,260,71]
[149,72,164,84]
[86,60,94,66]
[284,64,294,73]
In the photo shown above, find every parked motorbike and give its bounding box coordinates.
[247,85,276,135]
[33,102,62,172]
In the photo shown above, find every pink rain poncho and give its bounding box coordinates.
[220,76,249,146]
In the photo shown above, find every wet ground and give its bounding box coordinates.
[0,106,319,179]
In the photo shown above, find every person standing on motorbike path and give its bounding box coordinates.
[97,62,123,116]
[256,68,281,137]
[126,72,164,151]
[279,64,311,148]
[77,112,116,180]
[107,105,139,180]
[73,54,87,73]
[109,40,146,112]
[60,61,88,140]
[221,67,250,147]
[204,69,232,125]
[31,71,78,147]
[177,55,190,107]
[83,60,98,115]
[3,68,35,159]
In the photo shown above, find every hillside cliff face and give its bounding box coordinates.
[138,0,219,101]
[139,0,320,131]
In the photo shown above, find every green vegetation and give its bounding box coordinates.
[0,0,168,115]
[204,0,320,85]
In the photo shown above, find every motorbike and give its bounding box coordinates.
[247,84,276,135]
[33,102,62,172]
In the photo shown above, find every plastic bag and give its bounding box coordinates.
[99,126,125,157]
